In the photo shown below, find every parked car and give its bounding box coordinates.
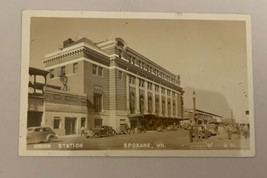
[156,125,166,132]
[84,129,95,138]
[27,127,57,144]
[191,126,211,139]
[206,124,218,136]
[132,125,146,134]
[166,125,178,131]
[118,124,131,135]
[90,125,116,137]
[181,123,191,130]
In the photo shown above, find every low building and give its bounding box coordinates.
[44,87,88,136]
[28,67,88,136]
[28,67,48,127]
[184,108,222,125]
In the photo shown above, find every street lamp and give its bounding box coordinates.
[193,91,198,141]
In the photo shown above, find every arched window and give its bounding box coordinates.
[140,95,144,114]
[130,92,135,114]
[148,96,152,114]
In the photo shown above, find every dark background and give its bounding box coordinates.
[0,0,266,177]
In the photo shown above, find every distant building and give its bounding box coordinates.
[184,108,222,125]
[41,37,184,133]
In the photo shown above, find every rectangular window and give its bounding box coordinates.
[148,82,152,90]
[155,98,159,114]
[129,75,135,85]
[54,94,61,100]
[168,101,171,115]
[65,96,77,102]
[61,66,65,75]
[118,71,123,80]
[173,102,176,116]
[92,64,97,74]
[139,79,144,87]
[81,98,87,103]
[73,63,78,73]
[162,100,165,115]
[50,69,54,78]
[137,60,141,67]
[132,57,135,65]
[65,96,71,101]
[155,85,159,93]
[98,66,103,76]
[81,118,86,128]
[161,88,165,94]
[53,118,61,129]
[94,93,102,112]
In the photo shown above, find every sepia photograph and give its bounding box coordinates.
[19,11,255,157]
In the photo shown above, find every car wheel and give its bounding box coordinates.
[46,136,52,143]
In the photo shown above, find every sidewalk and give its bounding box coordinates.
[57,134,82,139]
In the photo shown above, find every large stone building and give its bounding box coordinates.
[42,37,184,133]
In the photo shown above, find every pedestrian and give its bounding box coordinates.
[218,124,223,135]
[227,125,232,139]
[215,124,219,135]
[189,125,193,143]
[243,124,249,139]
[81,126,85,136]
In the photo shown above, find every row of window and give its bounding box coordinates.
[128,75,176,96]
[50,63,78,78]
[53,94,87,103]
[53,117,86,129]
[125,54,180,85]
[129,93,177,116]
[49,63,104,79]
[92,64,103,76]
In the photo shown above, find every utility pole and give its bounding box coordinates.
[193,91,198,141]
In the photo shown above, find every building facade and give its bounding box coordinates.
[28,67,88,136]
[43,37,184,132]
[184,108,223,125]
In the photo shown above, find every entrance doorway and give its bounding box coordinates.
[65,117,77,135]
[27,111,42,127]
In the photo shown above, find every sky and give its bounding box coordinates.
[29,17,250,122]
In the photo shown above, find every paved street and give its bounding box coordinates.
[27,129,250,150]
[184,133,250,150]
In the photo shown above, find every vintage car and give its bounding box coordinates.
[27,127,57,144]
[86,125,116,138]
[132,125,146,134]
[166,125,178,131]
[156,125,166,132]
[207,124,218,136]
[118,124,131,135]
[191,126,211,139]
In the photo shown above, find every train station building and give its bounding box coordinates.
[28,37,185,135]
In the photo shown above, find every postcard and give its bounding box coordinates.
[19,11,255,157]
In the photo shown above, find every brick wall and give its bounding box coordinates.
[46,61,84,93]
[115,69,127,111]
[83,60,109,111]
